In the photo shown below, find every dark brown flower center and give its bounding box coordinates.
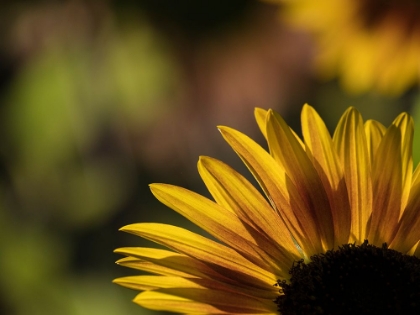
[276,240,420,315]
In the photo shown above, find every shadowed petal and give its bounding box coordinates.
[198,156,301,273]
[333,107,372,242]
[266,109,334,251]
[368,125,402,246]
[390,171,420,253]
[150,183,289,275]
[301,104,351,246]
[219,125,323,258]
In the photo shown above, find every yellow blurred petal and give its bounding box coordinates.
[120,223,276,288]
[301,104,350,246]
[266,109,334,251]
[333,107,372,242]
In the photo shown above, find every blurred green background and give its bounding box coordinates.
[0,1,417,315]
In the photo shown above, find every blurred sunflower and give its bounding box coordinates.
[276,0,420,96]
[114,105,420,314]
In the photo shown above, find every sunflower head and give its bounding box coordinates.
[278,0,420,95]
[114,105,420,314]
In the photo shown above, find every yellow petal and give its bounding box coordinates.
[115,275,276,300]
[150,183,286,275]
[301,104,351,246]
[115,247,230,281]
[255,107,304,147]
[219,125,323,258]
[266,109,334,251]
[198,156,300,272]
[364,119,386,165]
[254,107,269,139]
[134,290,277,314]
[390,171,420,253]
[120,223,277,289]
[333,107,372,242]
[368,124,402,246]
[391,112,414,211]
[115,256,195,277]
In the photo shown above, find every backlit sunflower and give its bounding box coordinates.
[114,105,420,314]
[275,0,420,95]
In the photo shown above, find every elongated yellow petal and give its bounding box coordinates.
[219,126,322,258]
[134,290,277,314]
[391,113,414,212]
[368,125,402,246]
[301,104,350,246]
[266,109,334,251]
[115,247,232,281]
[120,223,277,289]
[198,156,300,272]
[333,107,372,242]
[115,275,276,300]
[115,256,196,277]
[150,183,287,275]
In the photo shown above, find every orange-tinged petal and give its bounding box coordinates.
[266,109,334,251]
[198,156,301,271]
[301,104,350,246]
[368,125,402,246]
[219,126,322,258]
[120,223,277,289]
[333,107,372,242]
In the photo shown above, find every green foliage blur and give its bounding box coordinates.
[0,1,418,315]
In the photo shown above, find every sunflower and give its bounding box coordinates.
[275,0,420,96]
[114,105,420,314]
